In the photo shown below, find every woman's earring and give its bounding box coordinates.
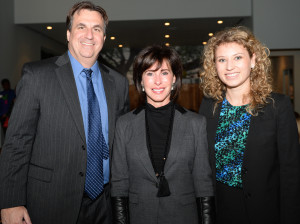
[142,85,145,92]
[171,83,174,91]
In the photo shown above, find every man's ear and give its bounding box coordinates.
[67,30,70,42]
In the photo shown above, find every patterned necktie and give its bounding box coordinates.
[83,68,109,200]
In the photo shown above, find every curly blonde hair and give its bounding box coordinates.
[200,26,273,115]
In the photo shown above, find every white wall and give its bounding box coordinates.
[0,0,66,89]
[14,0,252,23]
[0,0,17,87]
[253,0,300,49]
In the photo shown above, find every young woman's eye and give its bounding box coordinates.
[235,56,242,60]
[218,59,225,63]
[146,72,153,76]
[162,72,169,75]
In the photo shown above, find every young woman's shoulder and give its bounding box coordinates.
[268,92,292,109]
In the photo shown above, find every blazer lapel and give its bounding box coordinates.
[207,101,221,176]
[243,102,273,164]
[134,110,159,182]
[164,111,187,173]
[100,64,116,151]
[55,53,86,143]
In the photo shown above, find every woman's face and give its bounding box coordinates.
[141,59,176,108]
[215,42,256,93]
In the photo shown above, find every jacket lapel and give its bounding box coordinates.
[207,101,221,176]
[134,107,189,180]
[164,110,186,173]
[55,53,86,143]
[133,110,159,182]
[100,64,116,151]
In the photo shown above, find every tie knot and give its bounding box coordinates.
[83,69,93,78]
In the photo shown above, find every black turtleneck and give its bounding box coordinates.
[145,101,174,176]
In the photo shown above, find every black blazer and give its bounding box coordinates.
[199,93,300,224]
[0,53,130,224]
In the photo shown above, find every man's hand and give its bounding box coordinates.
[1,206,32,224]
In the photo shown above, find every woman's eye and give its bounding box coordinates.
[146,72,153,76]
[235,56,242,60]
[162,72,169,75]
[218,59,225,63]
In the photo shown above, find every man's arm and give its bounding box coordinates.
[0,63,40,221]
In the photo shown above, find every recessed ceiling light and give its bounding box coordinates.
[46,26,53,30]
[164,22,170,26]
[110,36,116,40]
[165,34,170,38]
[165,43,170,47]
[118,44,123,48]
[217,20,223,24]
[208,33,214,37]
[202,42,207,45]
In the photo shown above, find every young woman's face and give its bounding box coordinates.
[215,42,256,93]
[141,59,176,108]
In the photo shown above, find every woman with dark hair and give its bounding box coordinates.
[199,26,300,224]
[111,45,215,224]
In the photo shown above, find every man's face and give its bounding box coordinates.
[67,9,106,68]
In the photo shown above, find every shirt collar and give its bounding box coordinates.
[68,51,99,78]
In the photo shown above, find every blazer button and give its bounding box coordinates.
[79,172,84,177]
[82,145,85,150]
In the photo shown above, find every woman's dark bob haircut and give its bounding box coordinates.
[133,45,183,101]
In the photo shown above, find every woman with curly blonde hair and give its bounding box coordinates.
[199,26,300,224]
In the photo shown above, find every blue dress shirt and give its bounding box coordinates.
[68,51,109,184]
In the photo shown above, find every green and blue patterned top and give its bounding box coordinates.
[215,98,251,188]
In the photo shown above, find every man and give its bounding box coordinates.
[0,1,129,224]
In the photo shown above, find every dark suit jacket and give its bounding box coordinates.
[0,53,129,224]
[111,105,214,224]
[199,93,300,224]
